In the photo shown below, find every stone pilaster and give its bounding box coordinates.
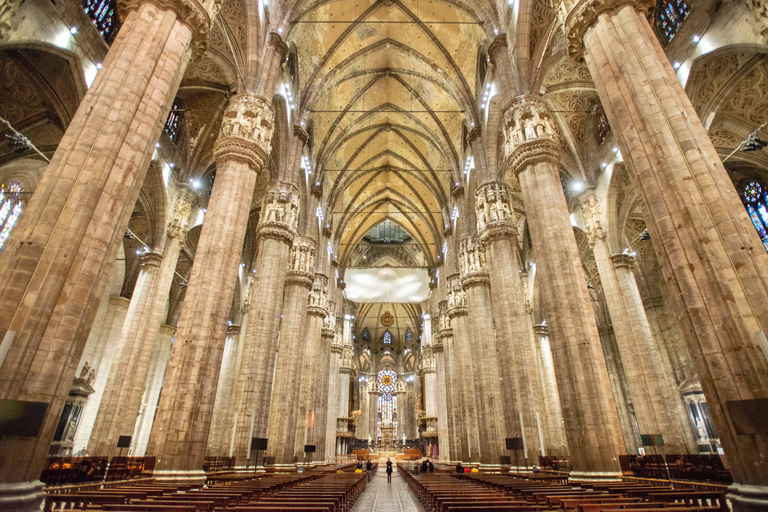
[532,324,569,457]
[367,379,380,448]
[459,237,505,465]
[567,0,768,499]
[506,94,624,478]
[325,331,342,461]
[265,236,315,465]
[476,181,544,466]
[148,93,273,481]
[0,0,202,499]
[446,274,476,462]
[432,311,451,462]
[89,186,195,457]
[231,179,300,465]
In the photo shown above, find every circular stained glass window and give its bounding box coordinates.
[378,367,396,395]
[745,181,762,203]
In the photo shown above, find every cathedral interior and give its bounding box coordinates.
[1,0,768,510]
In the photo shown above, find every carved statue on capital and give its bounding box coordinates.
[167,186,196,240]
[287,238,316,287]
[308,274,328,309]
[579,191,605,247]
[502,95,557,158]
[458,236,487,278]
[476,182,515,239]
[563,0,654,59]
[214,94,275,170]
[748,0,768,36]
[261,182,300,238]
[0,0,20,40]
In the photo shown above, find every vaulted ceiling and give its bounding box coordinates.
[288,0,490,266]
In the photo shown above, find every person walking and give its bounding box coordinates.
[386,458,393,483]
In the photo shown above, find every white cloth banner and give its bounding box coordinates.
[343,267,430,303]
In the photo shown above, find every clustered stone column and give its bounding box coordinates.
[581,190,696,454]
[294,274,328,461]
[147,93,274,480]
[265,237,315,465]
[458,237,505,465]
[505,94,624,478]
[532,323,569,456]
[325,325,343,461]
[367,377,380,449]
[231,180,300,466]
[313,302,336,462]
[89,186,195,457]
[0,0,205,501]
[432,311,451,461]
[565,0,768,500]
[446,274,476,462]
[206,323,242,457]
[337,343,353,456]
[437,301,458,462]
[476,181,544,466]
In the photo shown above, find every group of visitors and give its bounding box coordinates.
[412,459,434,475]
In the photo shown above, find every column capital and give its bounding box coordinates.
[167,185,196,240]
[307,305,327,318]
[140,250,164,268]
[268,31,289,59]
[257,180,300,244]
[487,33,508,62]
[610,252,635,269]
[748,0,768,37]
[459,236,490,288]
[214,93,274,171]
[0,0,21,40]
[476,181,517,243]
[563,0,654,60]
[285,236,316,288]
[118,0,211,59]
[466,127,482,144]
[446,284,468,317]
[579,189,606,247]
[503,95,560,173]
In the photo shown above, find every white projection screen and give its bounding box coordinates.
[343,267,430,303]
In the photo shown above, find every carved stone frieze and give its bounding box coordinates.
[167,185,196,240]
[748,0,768,36]
[476,181,516,242]
[0,0,20,39]
[563,0,654,59]
[579,190,605,248]
[508,138,561,177]
[117,0,211,59]
[214,93,274,170]
[446,276,468,317]
[307,273,328,315]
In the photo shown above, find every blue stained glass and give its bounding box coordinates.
[0,202,22,250]
[383,331,391,344]
[658,0,690,43]
[759,202,768,229]
[747,205,766,239]
[84,0,118,41]
[165,102,181,142]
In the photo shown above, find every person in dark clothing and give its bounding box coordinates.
[428,460,434,472]
[420,459,428,473]
[366,460,372,471]
[386,458,393,483]
[456,462,464,474]
[357,461,363,469]
[413,464,420,475]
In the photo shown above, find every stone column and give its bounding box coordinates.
[206,324,241,456]
[89,187,195,457]
[476,181,544,466]
[505,94,624,478]
[294,275,328,461]
[532,324,569,457]
[422,351,437,419]
[433,312,451,461]
[265,237,315,465]
[566,1,768,498]
[148,93,273,480]
[231,180,300,465]
[337,347,352,456]
[132,324,176,455]
[72,296,131,453]
[367,379,379,449]
[458,237,505,465]
[0,0,205,502]
[582,190,695,453]
[447,274,477,462]
[325,321,342,462]
[314,306,336,462]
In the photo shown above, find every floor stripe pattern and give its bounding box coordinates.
[350,466,425,512]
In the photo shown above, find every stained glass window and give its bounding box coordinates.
[742,181,768,252]
[405,329,412,343]
[377,368,397,442]
[595,107,610,144]
[208,171,216,197]
[658,0,690,44]
[383,331,391,344]
[0,181,24,251]
[84,0,118,41]
[165,102,181,142]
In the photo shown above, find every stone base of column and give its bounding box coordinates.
[728,484,768,512]
[152,470,207,484]
[0,481,46,512]
[568,471,623,482]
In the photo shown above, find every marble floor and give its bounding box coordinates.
[350,466,425,512]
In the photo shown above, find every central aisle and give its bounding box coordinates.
[350,465,425,512]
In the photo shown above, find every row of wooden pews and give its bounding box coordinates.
[45,464,367,512]
[400,465,730,512]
